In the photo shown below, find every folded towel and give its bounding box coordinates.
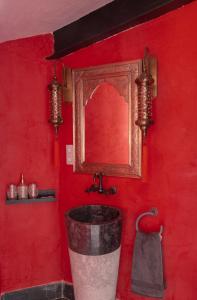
[131,231,165,298]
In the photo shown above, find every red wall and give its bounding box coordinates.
[0,35,63,292]
[59,2,197,299]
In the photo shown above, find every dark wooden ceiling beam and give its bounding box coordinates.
[47,0,194,59]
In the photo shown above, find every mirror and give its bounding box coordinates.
[73,60,142,178]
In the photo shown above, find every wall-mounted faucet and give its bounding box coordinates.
[85,172,117,195]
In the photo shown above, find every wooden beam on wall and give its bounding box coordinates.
[47,0,194,59]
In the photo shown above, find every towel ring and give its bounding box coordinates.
[136,208,163,234]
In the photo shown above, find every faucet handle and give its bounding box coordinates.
[85,184,98,193]
[103,186,117,195]
[110,186,117,194]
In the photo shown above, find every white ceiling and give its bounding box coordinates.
[0,0,113,43]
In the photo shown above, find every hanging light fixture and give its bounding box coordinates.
[135,48,156,141]
[48,65,63,136]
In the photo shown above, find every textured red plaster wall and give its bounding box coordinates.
[0,35,63,293]
[59,2,197,299]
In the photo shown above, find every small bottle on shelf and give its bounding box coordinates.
[28,183,38,199]
[7,184,17,200]
[17,173,28,199]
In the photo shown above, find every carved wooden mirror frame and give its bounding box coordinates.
[73,60,142,178]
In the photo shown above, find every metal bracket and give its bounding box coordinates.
[62,65,73,103]
[136,208,163,234]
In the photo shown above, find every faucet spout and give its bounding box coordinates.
[97,172,104,193]
[85,172,117,195]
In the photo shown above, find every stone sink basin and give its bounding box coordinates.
[66,204,122,255]
[65,205,122,300]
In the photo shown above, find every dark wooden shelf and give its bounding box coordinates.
[6,189,56,205]
[6,197,56,205]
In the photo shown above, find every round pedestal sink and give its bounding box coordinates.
[65,205,122,300]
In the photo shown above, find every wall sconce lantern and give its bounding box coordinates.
[135,48,157,141]
[48,65,63,136]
